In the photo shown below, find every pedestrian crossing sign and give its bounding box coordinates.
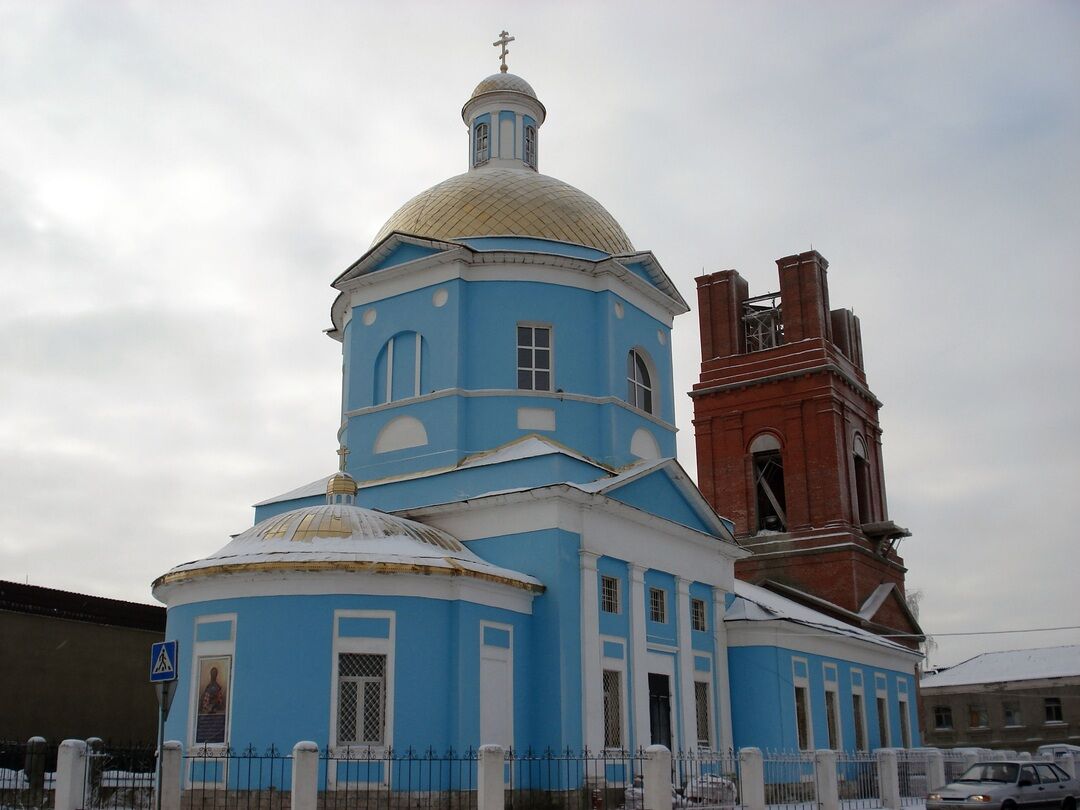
[150,640,179,683]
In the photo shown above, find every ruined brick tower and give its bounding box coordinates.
[691,250,922,644]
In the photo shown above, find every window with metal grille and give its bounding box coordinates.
[694,681,711,749]
[524,125,537,169]
[691,598,707,631]
[649,587,666,623]
[1045,697,1064,723]
[602,669,622,748]
[626,350,653,413]
[933,705,953,730]
[601,575,620,614]
[338,653,386,745]
[517,325,551,391]
[474,123,489,167]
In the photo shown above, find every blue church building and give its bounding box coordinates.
[153,52,921,764]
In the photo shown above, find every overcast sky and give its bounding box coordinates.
[1,1,1077,670]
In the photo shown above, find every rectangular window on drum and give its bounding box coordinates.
[517,325,552,391]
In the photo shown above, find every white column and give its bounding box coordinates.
[291,741,319,810]
[160,741,183,810]
[712,588,735,752]
[739,748,766,810]
[580,550,604,752]
[643,745,672,810]
[814,749,840,810]
[629,564,651,749]
[54,740,87,810]
[676,578,696,753]
[478,745,506,810]
[926,749,945,790]
[877,748,901,810]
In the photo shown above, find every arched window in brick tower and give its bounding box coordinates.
[749,433,787,532]
[853,434,873,525]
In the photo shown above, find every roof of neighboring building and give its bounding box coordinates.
[0,580,164,632]
[921,645,1080,688]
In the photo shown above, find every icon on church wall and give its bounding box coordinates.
[195,656,230,744]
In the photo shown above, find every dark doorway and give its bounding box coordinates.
[648,673,672,749]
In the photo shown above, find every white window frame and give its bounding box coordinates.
[793,657,813,750]
[516,323,553,392]
[824,663,842,750]
[851,669,869,750]
[600,635,627,752]
[479,621,514,752]
[875,675,891,747]
[693,677,714,750]
[649,586,667,624]
[690,598,707,632]
[329,610,395,758]
[524,124,537,169]
[1045,697,1064,724]
[381,333,422,403]
[187,613,236,757]
[600,575,620,614]
[474,122,490,166]
[626,349,655,414]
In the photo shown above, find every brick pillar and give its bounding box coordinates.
[777,251,831,342]
[696,270,748,361]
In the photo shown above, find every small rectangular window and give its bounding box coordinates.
[968,704,989,729]
[601,576,620,614]
[852,692,868,749]
[516,325,552,391]
[694,681,711,749]
[602,669,623,749]
[473,122,489,166]
[825,688,841,750]
[524,125,537,168]
[795,685,811,750]
[933,705,953,730]
[338,653,386,745]
[649,587,666,623]
[691,598,707,631]
[877,696,890,746]
[1003,702,1022,727]
[898,698,911,748]
[1045,697,1064,723]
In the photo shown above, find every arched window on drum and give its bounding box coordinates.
[374,331,425,405]
[626,349,655,415]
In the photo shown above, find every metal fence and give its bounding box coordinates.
[760,751,814,810]
[895,751,929,807]
[321,747,477,810]
[82,743,157,810]
[834,751,879,810]
[0,739,57,810]
[181,745,292,810]
[941,752,968,784]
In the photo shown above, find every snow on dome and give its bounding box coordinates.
[469,72,538,101]
[152,502,542,593]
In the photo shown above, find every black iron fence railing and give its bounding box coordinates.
[0,738,58,810]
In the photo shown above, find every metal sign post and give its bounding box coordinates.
[150,641,179,810]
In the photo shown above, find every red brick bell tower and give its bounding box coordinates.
[691,250,922,645]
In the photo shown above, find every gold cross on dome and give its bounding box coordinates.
[336,444,350,472]
[493,30,515,73]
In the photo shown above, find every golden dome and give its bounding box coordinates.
[326,471,358,499]
[469,72,538,101]
[372,168,634,255]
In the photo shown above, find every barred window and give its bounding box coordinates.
[691,598,707,631]
[602,669,623,749]
[649,587,666,623]
[517,325,552,391]
[601,575,620,614]
[338,653,386,745]
[694,681,711,749]
[474,122,490,167]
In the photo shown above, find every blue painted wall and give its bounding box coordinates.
[608,472,713,534]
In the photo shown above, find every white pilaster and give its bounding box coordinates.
[629,563,651,748]
[712,588,735,751]
[580,550,604,752]
[676,578,696,753]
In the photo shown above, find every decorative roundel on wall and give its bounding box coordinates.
[657,330,666,345]
[362,308,377,326]
[432,288,449,308]
[614,301,624,319]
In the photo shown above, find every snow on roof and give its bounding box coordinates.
[922,645,1080,688]
[253,474,333,507]
[727,580,916,654]
[572,457,668,493]
[457,435,601,470]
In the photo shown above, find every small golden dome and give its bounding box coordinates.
[326,472,358,500]
[469,72,537,101]
[372,168,634,255]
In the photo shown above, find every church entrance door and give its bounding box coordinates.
[648,673,672,750]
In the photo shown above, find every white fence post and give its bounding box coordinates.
[291,741,319,810]
[739,747,766,810]
[54,740,88,810]
[926,749,945,790]
[478,744,505,810]
[160,741,183,810]
[814,750,839,810]
[962,751,979,772]
[643,745,672,810]
[1066,754,1080,780]
[877,749,900,810]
